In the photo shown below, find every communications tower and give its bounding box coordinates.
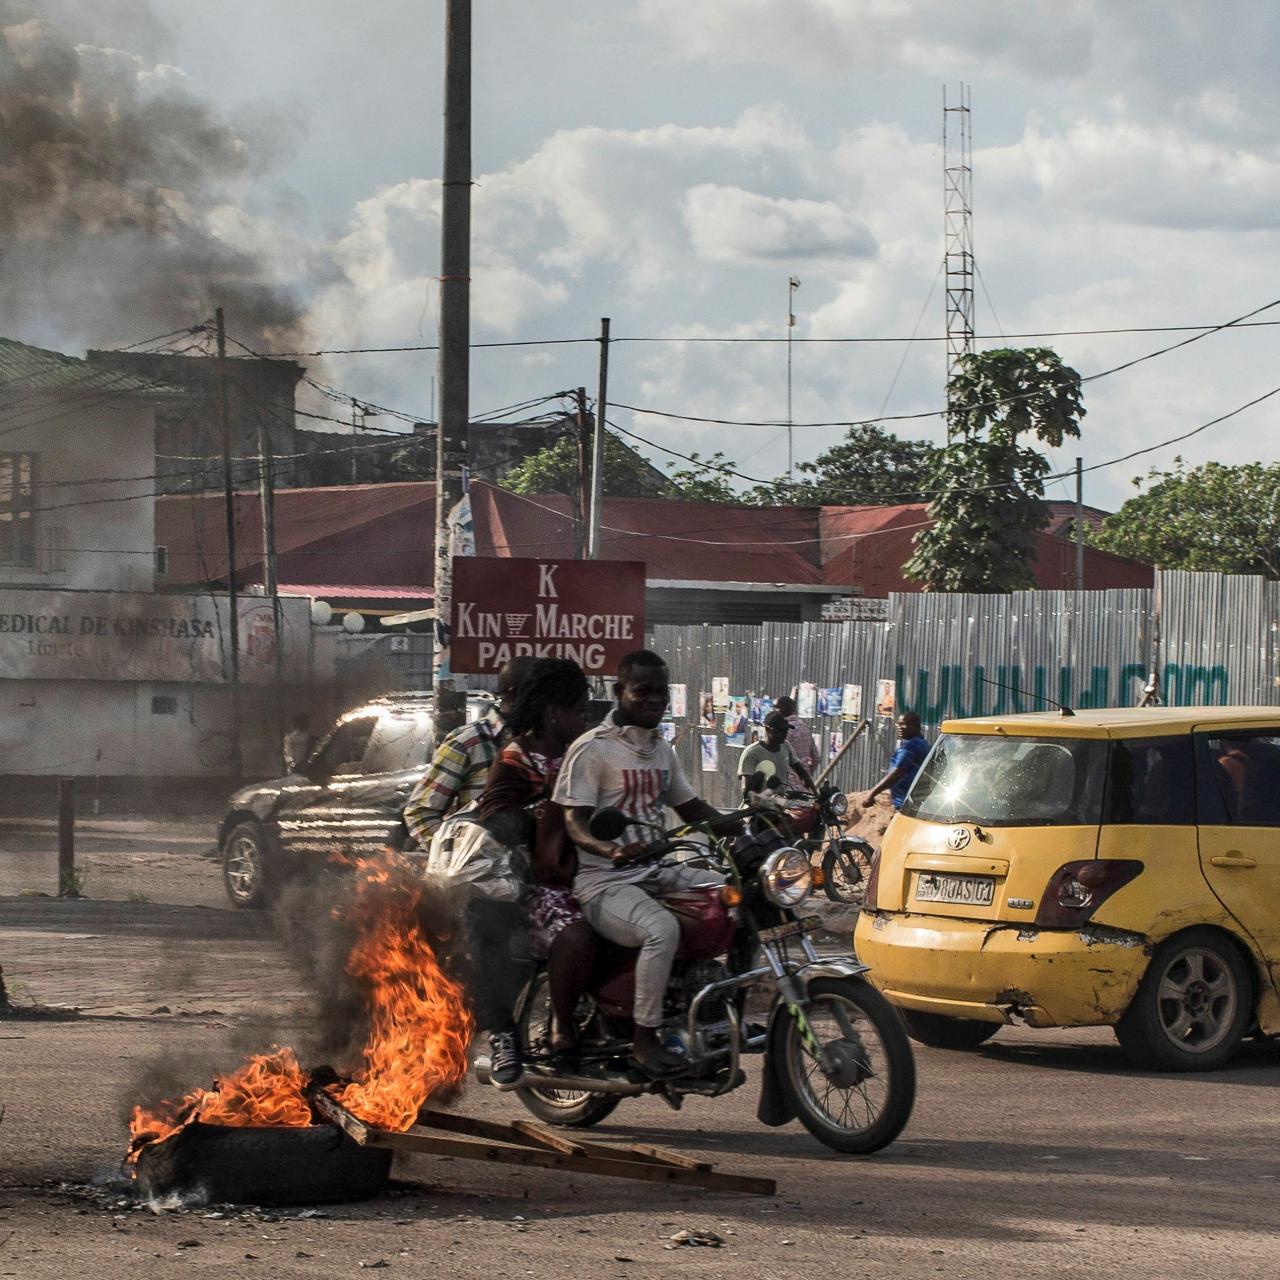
[943,83,974,431]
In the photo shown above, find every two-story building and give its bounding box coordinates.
[0,338,310,782]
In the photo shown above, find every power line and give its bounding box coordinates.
[246,318,1280,358]
[612,294,1280,430]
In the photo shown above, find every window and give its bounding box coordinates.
[310,715,378,777]
[360,712,435,774]
[41,525,67,574]
[0,452,36,568]
[1200,731,1280,826]
[1105,736,1195,824]
[151,695,178,716]
[154,545,168,577]
[901,733,1109,828]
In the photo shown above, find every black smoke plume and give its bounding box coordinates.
[0,0,312,349]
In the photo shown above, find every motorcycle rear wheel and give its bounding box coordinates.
[514,972,621,1129]
[776,977,916,1154]
[821,842,871,905]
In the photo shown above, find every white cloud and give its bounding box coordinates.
[683,184,875,264]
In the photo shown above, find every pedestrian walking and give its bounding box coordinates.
[862,711,930,811]
[774,695,818,786]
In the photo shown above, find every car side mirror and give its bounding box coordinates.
[588,806,630,841]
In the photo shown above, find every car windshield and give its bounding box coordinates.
[901,733,1108,827]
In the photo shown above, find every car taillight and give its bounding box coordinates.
[864,850,882,911]
[1034,859,1143,927]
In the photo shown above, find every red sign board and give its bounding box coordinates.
[450,557,646,675]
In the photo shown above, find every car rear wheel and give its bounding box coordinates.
[222,820,270,909]
[1114,928,1251,1072]
[902,1010,1000,1051]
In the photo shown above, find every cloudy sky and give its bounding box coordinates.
[7,1,1280,508]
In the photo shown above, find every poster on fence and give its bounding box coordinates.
[699,692,716,728]
[723,695,749,746]
[750,694,774,724]
[828,730,844,761]
[700,735,719,772]
[797,682,817,718]
[875,679,896,718]
[711,677,730,711]
[818,686,842,716]
[658,721,676,743]
[669,684,687,719]
[842,684,863,721]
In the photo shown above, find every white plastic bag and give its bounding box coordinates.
[424,804,529,902]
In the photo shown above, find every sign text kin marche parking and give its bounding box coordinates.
[450,557,645,675]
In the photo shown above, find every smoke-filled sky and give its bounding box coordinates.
[4,0,1280,508]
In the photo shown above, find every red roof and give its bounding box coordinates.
[157,483,1151,597]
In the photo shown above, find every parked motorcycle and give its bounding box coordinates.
[475,795,916,1155]
[747,763,875,907]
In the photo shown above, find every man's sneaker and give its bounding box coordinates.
[489,1028,522,1086]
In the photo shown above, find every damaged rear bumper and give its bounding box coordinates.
[855,911,1151,1028]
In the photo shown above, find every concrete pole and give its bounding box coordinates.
[57,777,77,898]
[587,317,610,559]
[215,307,243,782]
[432,0,471,735]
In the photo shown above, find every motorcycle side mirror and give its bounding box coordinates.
[588,806,631,841]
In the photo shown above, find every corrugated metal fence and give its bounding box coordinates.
[655,571,1280,802]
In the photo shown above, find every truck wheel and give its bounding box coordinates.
[902,1010,1000,1050]
[1114,928,1251,1072]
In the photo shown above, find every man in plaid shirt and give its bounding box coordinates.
[403,657,535,847]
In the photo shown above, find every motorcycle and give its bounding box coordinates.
[475,792,916,1155]
[747,765,876,907]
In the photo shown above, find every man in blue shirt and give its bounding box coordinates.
[862,712,930,811]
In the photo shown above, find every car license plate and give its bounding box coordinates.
[915,872,995,906]
[758,914,823,944]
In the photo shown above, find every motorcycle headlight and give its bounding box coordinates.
[760,847,813,907]
[828,791,849,817]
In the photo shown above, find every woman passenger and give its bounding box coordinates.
[476,658,596,1071]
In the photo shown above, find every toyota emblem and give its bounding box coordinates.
[947,827,972,850]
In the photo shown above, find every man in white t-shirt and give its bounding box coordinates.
[738,711,816,799]
[553,649,736,1076]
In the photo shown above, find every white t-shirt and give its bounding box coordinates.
[553,710,697,902]
[737,739,797,785]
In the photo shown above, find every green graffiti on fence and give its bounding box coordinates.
[894,661,1230,721]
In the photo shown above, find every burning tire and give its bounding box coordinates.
[514,973,620,1129]
[222,820,270,909]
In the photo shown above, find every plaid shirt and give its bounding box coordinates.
[403,707,504,845]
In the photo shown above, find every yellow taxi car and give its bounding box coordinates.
[854,707,1280,1071]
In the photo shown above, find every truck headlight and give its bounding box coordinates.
[760,847,813,907]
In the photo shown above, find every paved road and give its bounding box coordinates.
[2,890,1279,1279]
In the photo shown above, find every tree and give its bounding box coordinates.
[1090,459,1280,578]
[775,424,940,506]
[904,347,1085,593]
[502,430,669,498]
[665,452,742,504]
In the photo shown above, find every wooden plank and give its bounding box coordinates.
[617,1142,713,1172]
[367,1126,776,1196]
[318,1094,774,1196]
[508,1119,585,1156]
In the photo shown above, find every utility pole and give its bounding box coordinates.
[574,386,590,559]
[587,317,610,559]
[215,307,243,782]
[787,276,800,479]
[256,406,285,696]
[943,83,975,437]
[1075,456,1085,591]
[433,0,471,734]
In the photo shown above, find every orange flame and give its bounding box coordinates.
[128,853,474,1163]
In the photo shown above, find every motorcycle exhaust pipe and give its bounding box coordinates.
[474,1056,649,1096]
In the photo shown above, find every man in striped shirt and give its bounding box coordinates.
[403,657,535,847]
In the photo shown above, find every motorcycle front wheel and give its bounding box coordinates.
[513,971,621,1129]
[776,976,916,1154]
